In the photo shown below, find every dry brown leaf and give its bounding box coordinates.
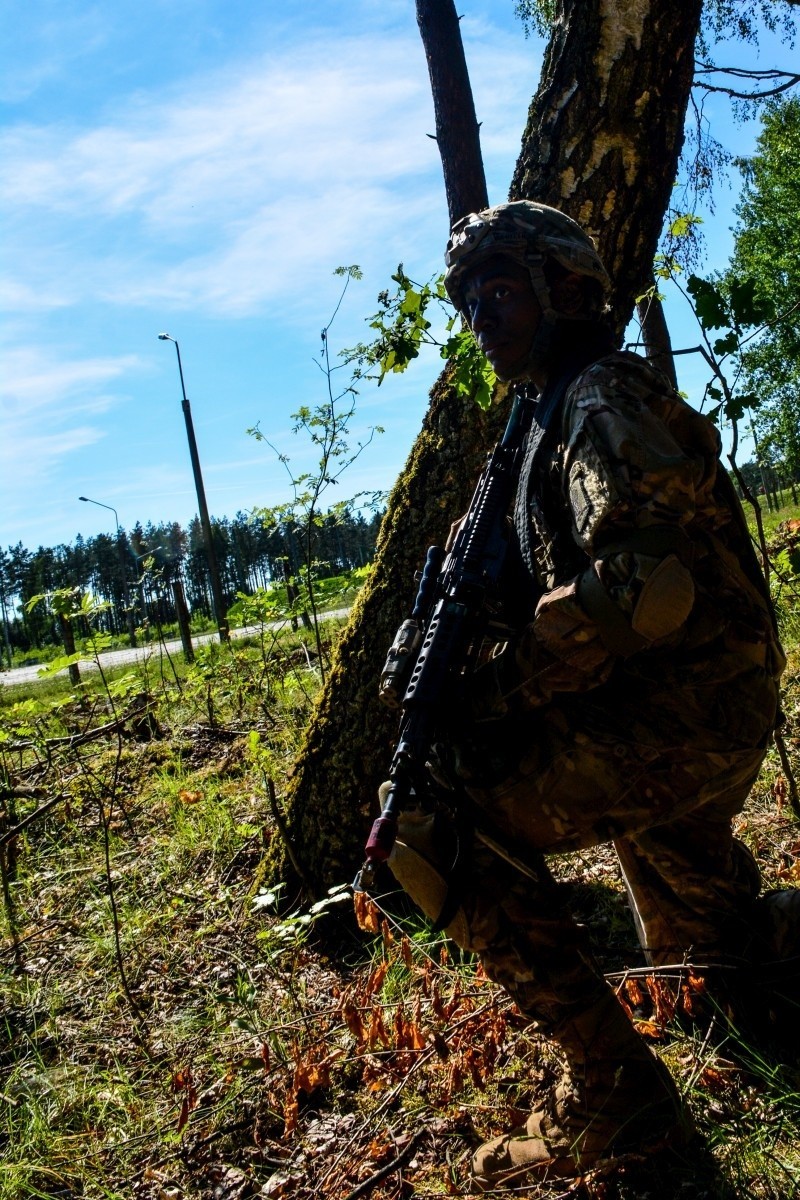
[647,975,676,1026]
[444,1059,464,1101]
[679,969,707,1019]
[699,1065,732,1093]
[362,1060,390,1092]
[282,1095,299,1138]
[364,959,390,998]
[432,1031,450,1062]
[368,1135,392,1162]
[177,789,202,805]
[623,978,646,1009]
[172,1067,198,1133]
[368,1005,391,1049]
[410,993,426,1050]
[294,1057,331,1093]
[353,891,382,933]
[410,1022,426,1051]
[465,1046,487,1090]
[341,999,366,1045]
[394,1004,407,1049]
[633,1019,663,1040]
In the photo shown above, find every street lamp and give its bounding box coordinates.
[158,334,229,641]
[78,495,137,648]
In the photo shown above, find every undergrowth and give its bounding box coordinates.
[1,523,799,1199]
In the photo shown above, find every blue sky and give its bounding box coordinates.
[0,2,793,552]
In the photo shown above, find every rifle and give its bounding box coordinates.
[355,388,535,893]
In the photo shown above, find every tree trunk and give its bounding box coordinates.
[510,0,702,336]
[415,0,488,225]
[637,288,680,390]
[269,0,704,896]
[58,613,81,687]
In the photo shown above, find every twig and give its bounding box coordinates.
[343,1129,425,1200]
[773,730,800,821]
[0,791,67,848]
[6,704,151,752]
[605,961,739,982]
[728,452,771,587]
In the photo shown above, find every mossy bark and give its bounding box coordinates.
[510,0,703,336]
[268,0,704,896]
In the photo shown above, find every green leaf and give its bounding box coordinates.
[668,213,703,239]
[713,331,740,356]
[38,652,85,674]
[400,289,423,315]
[687,275,729,330]
[728,277,774,329]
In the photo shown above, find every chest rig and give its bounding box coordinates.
[513,367,590,591]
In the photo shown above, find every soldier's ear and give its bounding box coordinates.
[551,272,586,317]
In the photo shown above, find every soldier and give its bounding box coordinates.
[385,201,791,1188]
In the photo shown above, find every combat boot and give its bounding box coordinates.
[471,987,691,1189]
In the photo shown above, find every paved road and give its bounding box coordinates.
[0,609,350,688]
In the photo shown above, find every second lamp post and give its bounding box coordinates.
[158,334,229,642]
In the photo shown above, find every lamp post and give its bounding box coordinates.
[78,495,137,648]
[158,334,229,641]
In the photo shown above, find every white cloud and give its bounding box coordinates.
[0,278,71,313]
[0,24,536,318]
[1,348,142,417]
[0,347,146,531]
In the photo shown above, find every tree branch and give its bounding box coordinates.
[694,63,800,100]
[415,0,488,225]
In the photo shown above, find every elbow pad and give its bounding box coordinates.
[579,553,695,657]
[630,553,695,642]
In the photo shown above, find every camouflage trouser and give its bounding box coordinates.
[392,686,775,1031]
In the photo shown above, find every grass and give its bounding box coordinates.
[1,556,799,1198]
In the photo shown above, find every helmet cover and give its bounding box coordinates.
[444,201,610,382]
[444,200,609,313]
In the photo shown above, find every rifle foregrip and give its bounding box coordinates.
[412,545,445,622]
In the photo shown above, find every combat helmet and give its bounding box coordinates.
[444,200,610,380]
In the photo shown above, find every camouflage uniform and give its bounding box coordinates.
[394,349,785,1028]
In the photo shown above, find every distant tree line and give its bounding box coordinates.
[0,506,383,656]
[734,460,799,513]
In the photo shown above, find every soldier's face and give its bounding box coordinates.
[461,256,541,381]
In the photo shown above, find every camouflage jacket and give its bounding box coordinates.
[484,351,784,750]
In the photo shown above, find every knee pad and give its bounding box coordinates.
[387,805,471,949]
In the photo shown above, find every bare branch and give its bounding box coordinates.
[694,63,800,100]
